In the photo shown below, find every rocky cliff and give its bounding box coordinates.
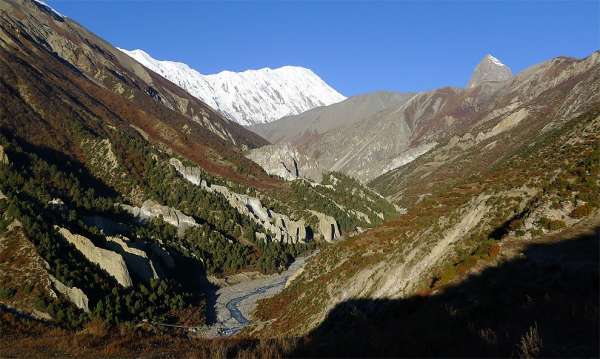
[121,200,198,237]
[49,275,90,313]
[106,236,160,283]
[170,158,342,243]
[56,227,133,288]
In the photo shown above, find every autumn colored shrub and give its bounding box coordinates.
[570,204,592,219]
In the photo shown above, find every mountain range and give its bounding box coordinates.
[0,1,598,357]
[119,48,346,126]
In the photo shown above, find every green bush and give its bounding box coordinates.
[0,286,17,300]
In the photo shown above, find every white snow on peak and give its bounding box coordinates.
[119,48,346,126]
[33,0,65,18]
[485,54,506,67]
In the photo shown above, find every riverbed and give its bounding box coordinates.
[203,254,311,337]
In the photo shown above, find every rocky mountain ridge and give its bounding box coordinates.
[120,48,346,126]
[247,53,596,184]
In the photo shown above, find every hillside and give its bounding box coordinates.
[0,0,395,333]
[248,54,600,356]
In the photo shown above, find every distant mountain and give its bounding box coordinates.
[251,91,415,144]
[119,49,346,126]
[467,54,513,88]
[246,54,565,184]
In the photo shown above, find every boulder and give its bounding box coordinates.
[56,227,133,287]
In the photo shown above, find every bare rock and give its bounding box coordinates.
[49,275,90,313]
[56,227,133,287]
[309,210,341,242]
[106,235,159,283]
[467,54,513,89]
[170,158,309,243]
[121,199,198,236]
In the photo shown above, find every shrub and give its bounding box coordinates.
[570,204,592,219]
[508,218,524,231]
[518,323,543,359]
[0,287,16,300]
[547,219,566,231]
[488,243,501,258]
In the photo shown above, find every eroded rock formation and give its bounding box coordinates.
[170,158,309,243]
[106,235,160,282]
[56,227,133,287]
[309,210,341,242]
[49,275,90,313]
[121,200,198,236]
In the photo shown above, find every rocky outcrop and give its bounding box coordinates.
[56,227,133,287]
[170,158,309,243]
[0,144,9,165]
[121,200,198,236]
[309,210,341,242]
[106,235,159,282]
[49,275,90,313]
[246,143,320,181]
[209,186,309,244]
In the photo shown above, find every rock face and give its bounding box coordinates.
[56,227,133,287]
[246,143,302,181]
[467,54,513,88]
[49,275,90,313]
[106,236,159,282]
[170,158,309,243]
[248,91,441,183]
[121,200,198,236]
[309,210,341,242]
[246,143,324,181]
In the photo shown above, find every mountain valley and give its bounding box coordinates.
[0,1,598,358]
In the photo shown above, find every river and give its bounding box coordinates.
[206,253,312,337]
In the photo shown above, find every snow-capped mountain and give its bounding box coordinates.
[467,54,513,88]
[119,48,346,126]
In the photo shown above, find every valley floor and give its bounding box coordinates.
[1,219,597,358]
[202,253,313,338]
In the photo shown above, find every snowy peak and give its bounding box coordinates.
[467,53,513,88]
[119,48,346,126]
[32,0,65,19]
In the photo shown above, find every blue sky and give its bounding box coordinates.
[50,0,598,96]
